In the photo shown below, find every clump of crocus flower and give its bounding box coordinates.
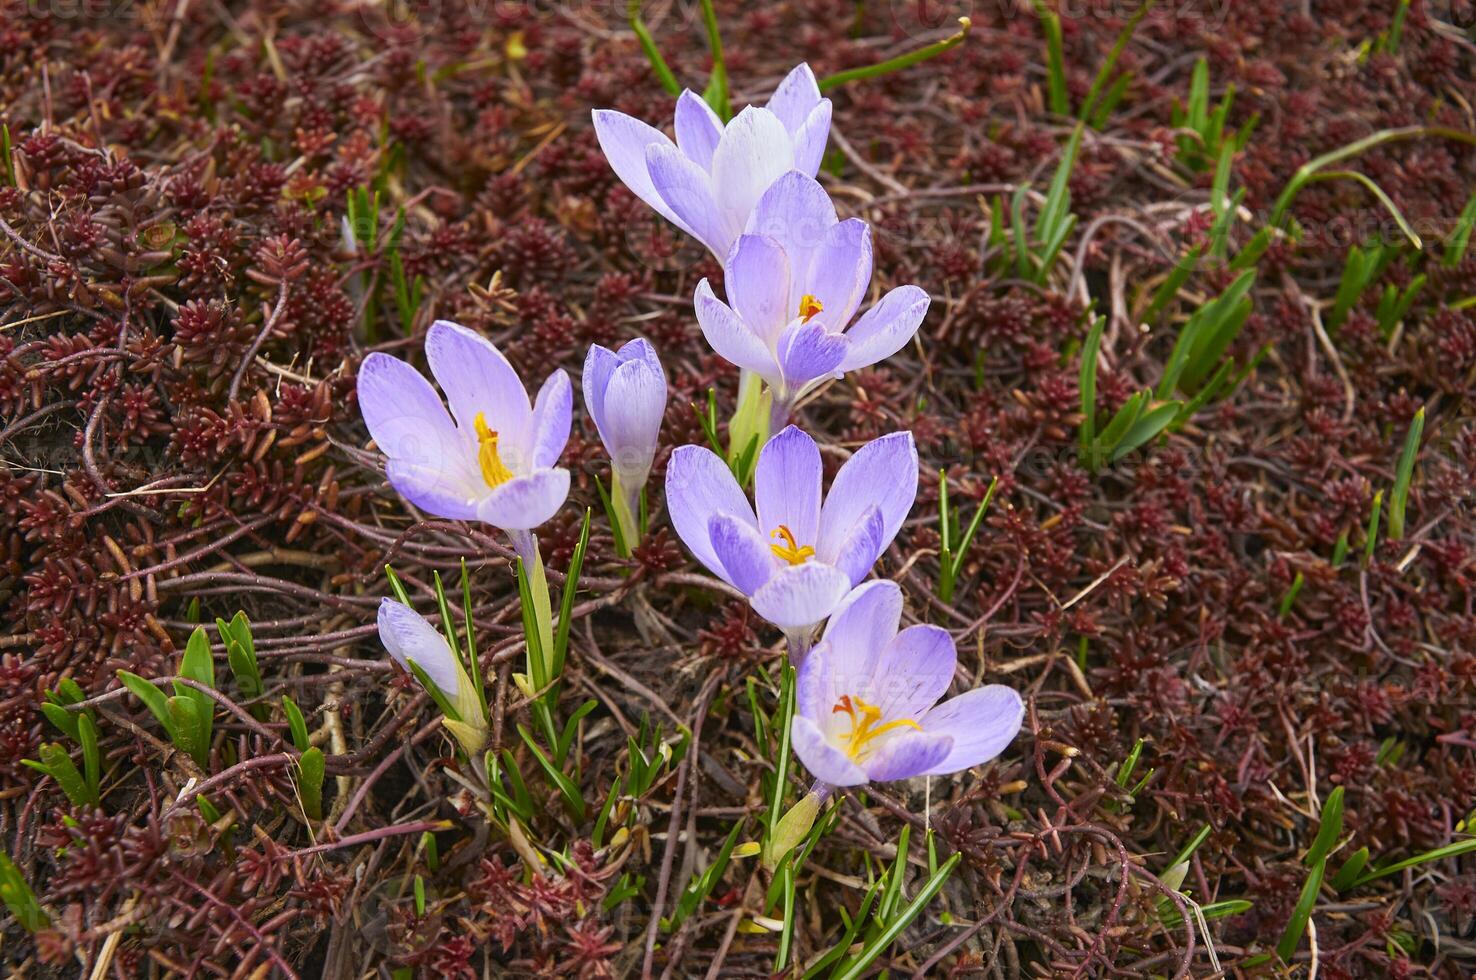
[583,338,667,555]
[592,64,832,261]
[378,598,488,757]
[357,319,572,679]
[664,425,918,652]
[695,172,930,425]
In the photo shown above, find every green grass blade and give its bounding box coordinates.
[1388,407,1424,541]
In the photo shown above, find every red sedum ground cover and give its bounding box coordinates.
[1,0,1475,976]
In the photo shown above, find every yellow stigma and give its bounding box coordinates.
[473,412,514,489]
[798,294,823,322]
[831,695,922,762]
[769,524,815,565]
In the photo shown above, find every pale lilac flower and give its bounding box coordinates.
[791,580,1023,788]
[592,64,832,259]
[694,172,930,420]
[664,425,917,634]
[583,338,666,534]
[356,320,572,532]
[377,598,487,753]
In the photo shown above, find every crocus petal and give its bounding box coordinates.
[919,686,1026,776]
[749,561,852,630]
[791,100,833,177]
[802,219,872,333]
[725,234,792,345]
[838,285,931,372]
[665,444,758,579]
[695,279,779,377]
[820,580,902,679]
[647,144,731,257]
[474,468,570,531]
[601,351,666,479]
[870,624,957,723]
[708,512,776,594]
[710,107,795,236]
[818,432,918,562]
[828,504,886,586]
[791,714,869,786]
[765,63,822,135]
[591,109,687,231]
[745,171,837,261]
[581,343,620,434]
[357,352,458,454]
[424,321,532,449]
[776,317,847,390]
[384,457,483,522]
[803,580,901,736]
[378,598,460,697]
[673,90,724,172]
[755,425,822,553]
[859,729,954,783]
[357,352,481,498]
[528,370,572,471]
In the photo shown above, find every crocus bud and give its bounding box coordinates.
[583,338,666,553]
[377,598,487,756]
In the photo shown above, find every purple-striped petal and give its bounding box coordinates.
[581,343,620,435]
[859,729,954,783]
[474,468,570,531]
[791,101,833,177]
[665,444,758,579]
[828,504,886,586]
[647,144,731,257]
[725,234,792,345]
[599,350,665,480]
[918,686,1026,776]
[765,63,822,135]
[807,580,903,727]
[695,279,778,376]
[755,425,822,554]
[870,624,957,723]
[817,432,918,562]
[802,219,872,333]
[749,561,852,630]
[384,457,483,522]
[591,109,685,230]
[709,512,776,594]
[424,321,532,459]
[710,107,794,237]
[358,352,481,505]
[528,370,572,471]
[745,171,836,258]
[776,318,847,390]
[378,598,460,697]
[673,90,724,172]
[839,285,930,372]
[791,715,869,787]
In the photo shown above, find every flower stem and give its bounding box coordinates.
[784,628,813,666]
[610,470,641,556]
[508,529,558,742]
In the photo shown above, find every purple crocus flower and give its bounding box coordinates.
[378,597,487,754]
[664,425,917,636]
[694,172,930,422]
[791,579,1023,788]
[583,338,666,548]
[592,64,832,260]
[356,320,572,532]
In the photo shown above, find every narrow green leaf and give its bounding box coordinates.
[834,851,962,980]
[1109,400,1180,461]
[1388,407,1424,541]
[1329,846,1369,891]
[297,747,325,820]
[517,725,585,821]
[117,671,179,743]
[626,1,681,96]
[1276,857,1326,963]
[0,851,48,932]
[817,17,972,92]
[282,695,310,752]
[1306,786,1345,867]
[1078,0,1154,124]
